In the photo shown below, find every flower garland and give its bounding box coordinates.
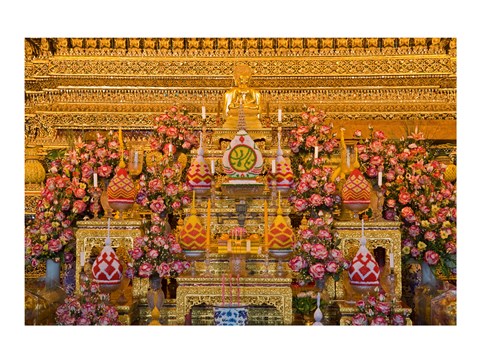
[55,275,120,325]
[289,212,349,285]
[127,213,190,278]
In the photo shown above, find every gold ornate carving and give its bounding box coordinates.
[175,276,292,325]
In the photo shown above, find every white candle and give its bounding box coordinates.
[211,159,215,175]
[133,151,139,167]
[346,148,351,169]
[272,159,276,174]
[278,109,282,123]
[361,219,364,238]
[246,240,251,253]
[202,106,206,120]
[93,172,98,188]
[169,144,173,154]
[390,246,394,270]
[314,146,319,159]
[80,251,85,267]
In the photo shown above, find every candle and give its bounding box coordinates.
[206,199,211,248]
[317,292,320,308]
[264,200,269,250]
[237,275,240,306]
[227,240,232,252]
[168,144,173,154]
[222,275,225,306]
[378,171,383,187]
[202,106,206,120]
[246,240,251,253]
[133,151,138,167]
[346,147,351,169]
[390,246,394,270]
[272,159,276,174]
[80,251,85,267]
[93,172,98,188]
[229,275,233,306]
[278,108,282,123]
[314,146,319,159]
[361,219,364,238]
[211,159,215,175]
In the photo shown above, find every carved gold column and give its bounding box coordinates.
[25,145,46,215]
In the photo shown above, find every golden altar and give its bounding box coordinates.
[175,275,293,325]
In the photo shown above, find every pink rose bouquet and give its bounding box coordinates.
[288,212,349,284]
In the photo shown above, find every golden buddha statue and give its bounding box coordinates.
[222,63,263,130]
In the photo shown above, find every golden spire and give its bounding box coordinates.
[277,191,282,215]
[118,128,126,168]
[191,190,197,215]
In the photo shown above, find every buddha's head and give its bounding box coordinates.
[233,63,253,87]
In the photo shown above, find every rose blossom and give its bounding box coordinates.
[445,241,456,254]
[309,194,323,207]
[359,153,370,162]
[32,243,43,256]
[400,207,414,218]
[302,243,312,253]
[97,165,112,178]
[48,239,62,252]
[171,260,184,274]
[150,199,166,214]
[72,200,87,213]
[329,249,344,261]
[296,181,310,194]
[366,166,378,178]
[300,229,314,240]
[392,314,406,325]
[165,184,178,196]
[310,244,328,260]
[147,249,159,259]
[289,256,308,272]
[323,182,336,194]
[81,164,94,180]
[309,263,326,280]
[171,201,182,210]
[130,248,143,260]
[375,302,391,315]
[294,199,309,212]
[170,243,182,254]
[398,191,411,205]
[323,196,334,208]
[370,155,383,166]
[354,129,362,137]
[138,263,154,277]
[424,231,437,242]
[351,313,368,326]
[317,229,332,240]
[156,262,171,277]
[74,187,86,199]
[325,261,339,273]
[424,250,440,265]
[371,316,388,325]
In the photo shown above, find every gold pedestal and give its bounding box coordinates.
[175,275,293,325]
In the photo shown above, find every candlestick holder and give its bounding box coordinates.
[183,250,205,276]
[269,249,292,277]
[387,270,397,303]
[91,187,102,219]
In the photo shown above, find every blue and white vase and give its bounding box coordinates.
[213,306,248,326]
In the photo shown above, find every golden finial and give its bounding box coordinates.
[191,190,197,215]
[300,214,308,230]
[353,145,360,169]
[277,191,282,215]
[118,128,126,169]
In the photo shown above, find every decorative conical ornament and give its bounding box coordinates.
[348,220,380,293]
[267,192,294,249]
[179,191,208,250]
[222,103,264,179]
[107,128,136,216]
[186,132,212,191]
[342,168,371,205]
[92,218,123,292]
[268,129,294,190]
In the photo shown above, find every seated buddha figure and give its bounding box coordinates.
[222,63,263,130]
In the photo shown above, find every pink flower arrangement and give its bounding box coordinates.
[229,226,248,239]
[288,106,338,162]
[151,106,199,155]
[25,132,122,267]
[288,158,342,216]
[349,288,407,326]
[355,127,457,277]
[288,212,349,284]
[127,213,190,279]
[55,276,120,325]
[136,154,192,216]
